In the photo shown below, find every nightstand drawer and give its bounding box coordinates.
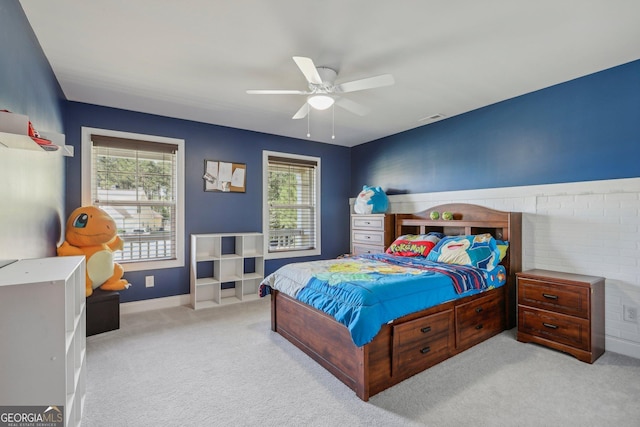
[351,215,386,230]
[392,310,454,378]
[519,307,590,351]
[518,278,589,319]
[352,230,385,246]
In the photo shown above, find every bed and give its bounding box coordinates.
[262,203,522,401]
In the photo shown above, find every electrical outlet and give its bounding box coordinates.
[145,275,154,288]
[623,305,638,323]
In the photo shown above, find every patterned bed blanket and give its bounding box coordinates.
[260,253,506,346]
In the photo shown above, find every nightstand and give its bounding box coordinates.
[350,214,395,255]
[516,269,605,363]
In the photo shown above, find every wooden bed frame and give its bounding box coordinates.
[270,203,522,401]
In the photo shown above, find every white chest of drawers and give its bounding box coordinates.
[350,214,395,255]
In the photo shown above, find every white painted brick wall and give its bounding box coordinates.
[379,177,640,359]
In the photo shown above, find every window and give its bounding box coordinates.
[82,127,185,271]
[263,151,321,259]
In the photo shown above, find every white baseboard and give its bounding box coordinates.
[605,336,640,360]
[120,294,190,314]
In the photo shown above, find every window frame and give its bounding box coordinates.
[262,150,321,260]
[81,127,185,272]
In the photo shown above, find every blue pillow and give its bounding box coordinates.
[426,233,501,270]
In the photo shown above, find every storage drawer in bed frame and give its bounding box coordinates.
[456,292,506,350]
[392,309,454,378]
[390,289,506,379]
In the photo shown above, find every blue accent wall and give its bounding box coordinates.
[351,60,640,195]
[64,102,351,302]
[0,1,64,132]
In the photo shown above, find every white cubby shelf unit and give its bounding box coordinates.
[190,232,264,309]
[0,256,86,427]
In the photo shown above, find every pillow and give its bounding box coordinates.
[386,233,443,257]
[496,240,509,261]
[426,233,501,270]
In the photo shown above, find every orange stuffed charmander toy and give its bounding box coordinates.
[58,206,131,297]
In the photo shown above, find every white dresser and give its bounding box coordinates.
[350,214,395,255]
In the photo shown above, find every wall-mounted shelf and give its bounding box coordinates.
[0,110,72,156]
[190,232,264,309]
[0,130,43,150]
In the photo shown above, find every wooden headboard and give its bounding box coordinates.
[395,203,522,328]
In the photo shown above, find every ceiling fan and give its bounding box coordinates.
[247,56,394,119]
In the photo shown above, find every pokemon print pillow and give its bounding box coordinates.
[385,233,444,257]
[426,233,502,270]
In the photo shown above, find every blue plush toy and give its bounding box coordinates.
[354,185,389,214]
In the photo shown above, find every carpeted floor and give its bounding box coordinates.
[83,298,640,426]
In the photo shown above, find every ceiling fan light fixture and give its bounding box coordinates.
[307,94,334,110]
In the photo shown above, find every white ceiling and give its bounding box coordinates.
[19,0,640,147]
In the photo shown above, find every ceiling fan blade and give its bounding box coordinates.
[336,74,395,93]
[292,103,310,119]
[335,97,371,116]
[246,89,308,95]
[292,56,323,85]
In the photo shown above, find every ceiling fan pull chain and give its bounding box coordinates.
[307,104,311,138]
[332,104,335,140]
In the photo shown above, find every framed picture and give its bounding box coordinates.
[203,160,246,192]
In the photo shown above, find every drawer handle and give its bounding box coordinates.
[475,324,483,330]
[543,322,558,329]
[542,293,558,300]
[365,236,371,239]
[364,221,371,225]
[475,307,483,313]
[420,326,431,334]
[420,346,431,354]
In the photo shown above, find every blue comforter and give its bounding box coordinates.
[260,253,506,346]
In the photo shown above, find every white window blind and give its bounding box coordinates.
[266,154,318,254]
[90,135,178,263]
